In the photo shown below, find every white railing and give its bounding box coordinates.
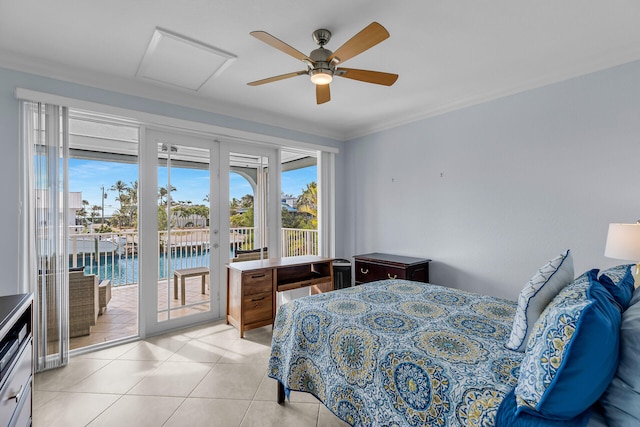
[69,227,318,286]
[69,231,139,286]
[230,227,255,256]
[281,228,318,257]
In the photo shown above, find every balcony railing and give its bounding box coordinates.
[68,227,318,286]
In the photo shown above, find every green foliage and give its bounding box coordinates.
[97,224,113,233]
[158,205,168,230]
[231,207,254,227]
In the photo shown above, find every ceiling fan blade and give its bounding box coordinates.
[250,31,313,63]
[316,84,330,104]
[247,71,307,86]
[328,22,390,64]
[336,68,398,86]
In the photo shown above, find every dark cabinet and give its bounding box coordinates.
[354,253,431,285]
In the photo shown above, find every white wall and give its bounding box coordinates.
[0,67,345,296]
[345,60,640,300]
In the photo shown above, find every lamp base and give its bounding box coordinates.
[634,263,640,289]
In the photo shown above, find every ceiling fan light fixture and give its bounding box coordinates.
[309,69,333,85]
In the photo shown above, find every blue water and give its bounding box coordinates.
[73,250,211,286]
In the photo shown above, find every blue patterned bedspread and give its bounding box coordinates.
[268,279,523,427]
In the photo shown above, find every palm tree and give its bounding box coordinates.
[90,205,101,226]
[158,185,176,206]
[297,182,317,229]
[76,199,90,227]
[110,180,128,199]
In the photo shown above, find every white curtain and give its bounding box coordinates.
[19,100,69,372]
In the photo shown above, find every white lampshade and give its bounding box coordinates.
[604,223,640,261]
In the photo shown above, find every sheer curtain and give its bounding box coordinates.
[19,100,70,372]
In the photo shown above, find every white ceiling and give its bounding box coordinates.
[2,1,640,141]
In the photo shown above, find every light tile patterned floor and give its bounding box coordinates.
[35,322,350,427]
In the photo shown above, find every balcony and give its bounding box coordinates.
[68,227,318,349]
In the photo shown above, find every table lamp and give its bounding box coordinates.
[604,222,640,288]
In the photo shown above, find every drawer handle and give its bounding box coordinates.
[387,273,397,279]
[8,385,23,403]
[251,274,266,279]
[251,296,265,302]
[360,268,369,275]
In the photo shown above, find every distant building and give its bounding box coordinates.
[36,190,84,232]
[281,196,297,209]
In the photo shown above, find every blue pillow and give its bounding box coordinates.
[505,250,574,352]
[496,387,591,427]
[598,264,635,310]
[599,286,640,425]
[515,269,621,420]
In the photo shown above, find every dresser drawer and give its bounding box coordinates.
[355,261,406,283]
[243,292,273,325]
[9,380,30,427]
[0,340,32,425]
[242,270,273,295]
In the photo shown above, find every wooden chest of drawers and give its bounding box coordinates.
[354,253,431,285]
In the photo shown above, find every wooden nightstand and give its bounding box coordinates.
[354,253,431,285]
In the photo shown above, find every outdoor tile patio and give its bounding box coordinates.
[70,276,211,350]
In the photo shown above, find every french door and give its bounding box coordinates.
[221,142,279,265]
[142,129,220,335]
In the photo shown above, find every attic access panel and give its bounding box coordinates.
[137,28,236,91]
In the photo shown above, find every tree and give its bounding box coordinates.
[158,185,177,205]
[297,182,317,229]
[240,194,254,208]
[158,205,168,230]
[230,207,254,227]
[90,205,101,225]
[76,199,89,227]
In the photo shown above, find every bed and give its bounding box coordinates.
[268,279,523,426]
[268,263,639,427]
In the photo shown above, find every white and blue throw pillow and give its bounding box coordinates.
[505,250,574,352]
[515,269,621,420]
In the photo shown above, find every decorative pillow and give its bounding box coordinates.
[505,250,574,352]
[598,264,635,310]
[515,269,621,420]
[599,286,640,425]
[496,387,592,427]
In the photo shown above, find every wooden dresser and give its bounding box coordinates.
[354,253,431,285]
[0,294,33,427]
[227,256,333,337]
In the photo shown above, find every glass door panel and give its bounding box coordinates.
[229,152,271,260]
[280,149,318,257]
[157,141,212,322]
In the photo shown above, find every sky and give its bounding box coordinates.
[69,159,316,215]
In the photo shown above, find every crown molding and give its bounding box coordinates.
[0,49,347,141]
[4,46,640,143]
[342,48,640,141]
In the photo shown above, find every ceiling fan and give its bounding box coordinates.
[247,22,398,104]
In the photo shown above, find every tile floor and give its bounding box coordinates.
[34,322,349,427]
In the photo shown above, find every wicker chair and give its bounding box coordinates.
[69,271,99,337]
[40,271,99,340]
